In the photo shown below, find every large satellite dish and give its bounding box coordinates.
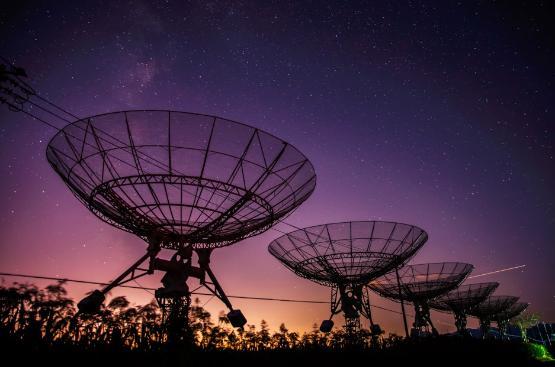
[429,282,498,335]
[47,110,316,248]
[268,221,428,340]
[369,262,473,336]
[47,110,316,345]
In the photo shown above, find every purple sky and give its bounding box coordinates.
[1,1,553,333]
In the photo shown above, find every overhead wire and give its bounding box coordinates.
[132,279,155,296]
[0,271,412,316]
[0,268,529,318]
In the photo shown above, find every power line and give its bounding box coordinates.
[0,272,325,304]
[0,264,529,309]
[0,271,410,316]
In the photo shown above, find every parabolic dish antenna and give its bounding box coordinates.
[268,221,428,339]
[429,282,499,335]
[47,110,316,249]
[369,262,473,336]
[47,110,316,345]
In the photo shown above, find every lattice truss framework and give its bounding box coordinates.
[368,262,474,302]
[268,221,428,287]
[46,110,316,249]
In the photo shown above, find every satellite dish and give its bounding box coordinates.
[47,110,316,345]
[429,282,499,335]
[268,220,428,341]
[369,262,474,337]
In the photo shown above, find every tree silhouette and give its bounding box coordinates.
[0,281,540,356]
[0,282,548,365]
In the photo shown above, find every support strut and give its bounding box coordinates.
[395,267,410,338]
[196,249,247,328]
[412,301,438,337]
[77,243,160,314]
[454,311,469,335]
[479,318,491,339]
[76,243,247,348]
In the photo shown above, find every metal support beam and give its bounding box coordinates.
[77,244,160,314]
[395,267,409,338]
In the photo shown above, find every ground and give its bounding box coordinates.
[1,337,553,367]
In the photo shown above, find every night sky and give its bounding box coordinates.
[1,1,553,334]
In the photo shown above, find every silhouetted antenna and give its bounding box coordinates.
[429,282,498,335]
[46,110,317,346]
[469,295,519,338]
[269,221,428,343]
[369,262,473,337]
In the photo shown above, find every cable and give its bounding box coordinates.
[0,263,529,311]
[0,272,326,304]
[0,271,413,318]
[132,279,155,296]
[201,295,216,308]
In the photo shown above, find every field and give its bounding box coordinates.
[1,336,552,366]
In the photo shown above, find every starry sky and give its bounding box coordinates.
[0,1,553,334]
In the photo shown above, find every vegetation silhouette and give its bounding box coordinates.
[0,281,385,351]
[0,281,550,366]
